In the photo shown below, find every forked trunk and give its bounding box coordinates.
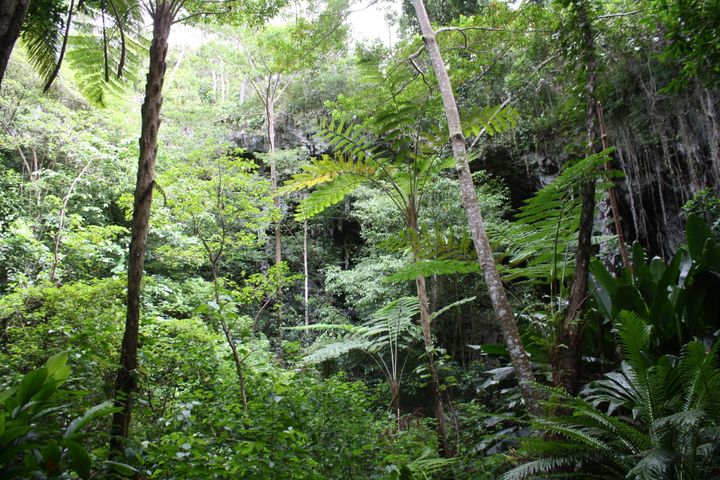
[410,0,539,415]
[0,0,30,89]
[110,1,174,454]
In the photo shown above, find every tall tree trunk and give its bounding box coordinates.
[408,206,452,457]
[303,219,309,338]
[266,99,282,265]
[552,0,599,396]
[410,0,539,415]
[109,1,173,454]
[597,103,632,271]
[0,0,30,89]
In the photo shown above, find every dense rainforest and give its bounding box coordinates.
[1,0,719,478]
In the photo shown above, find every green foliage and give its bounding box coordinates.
[298,296,422,364]
[649,0,720,90]
[1,353,119,479]
[682,188,720,241]
[502,311,720,479]
[589,214,720,353]
[495,148,617,283]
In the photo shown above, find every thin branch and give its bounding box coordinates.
[43,0,75,92]
[595,9,644,20]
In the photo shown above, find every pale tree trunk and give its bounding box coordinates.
[408,206,451,457]
[49,158,93,281]
[266,98,282,265]
[410,0,540,415]
[110,1,174,454]
[0,0,30,89]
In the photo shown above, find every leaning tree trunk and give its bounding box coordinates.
[0,0,30,89]
[410,0,540,415]
[408,207,452,457]
[552,0,599,396]
[110,1,174,454]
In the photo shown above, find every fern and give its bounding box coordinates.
[495,148,617,284]
[462,103,520,138]
[385,259,479,283]
[21,1,145,106]
[504,319,720,479]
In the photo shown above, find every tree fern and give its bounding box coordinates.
[20,0,145,106]
[494,148,617,284]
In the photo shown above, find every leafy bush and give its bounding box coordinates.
[502,311,720,479]
[1,353,118,479]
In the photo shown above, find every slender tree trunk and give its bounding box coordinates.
[211,266,248,409]
[408,206,451,457]
[597,103,632,271]
[267,99,282,265]
[49,158,93,281]
[0,0,30,89]
[109,2,173,454]
[552,0,599,396]
[390,379,401,430]
[303,219,309,339]
[410,0,539,415]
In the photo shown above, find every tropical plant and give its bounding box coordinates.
[284,102,516,453]
[1,352,122,478]
[590,214,720,354]
[293,297,421,422]
[20,0,145,104]
[494,147,616,286]
[501,310,720,479]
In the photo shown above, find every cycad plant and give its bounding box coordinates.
[501,310,720,480]
[283,101,517,455]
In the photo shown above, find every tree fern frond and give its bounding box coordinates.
[294,173,367,220]
[429,296,476,322]
[463,103,520,138]
[384,259,479,283]
[21,0,65,85]
[303,334,371,364]
[65,31,144,106]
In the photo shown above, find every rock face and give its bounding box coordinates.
[231,113,329,156]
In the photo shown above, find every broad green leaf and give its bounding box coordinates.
[65,439,91,479]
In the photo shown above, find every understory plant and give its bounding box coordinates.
[502,310,720,479]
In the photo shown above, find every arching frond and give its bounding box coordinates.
[463,103,520,138]
[495,148,617,283]
[385,259,479,283]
